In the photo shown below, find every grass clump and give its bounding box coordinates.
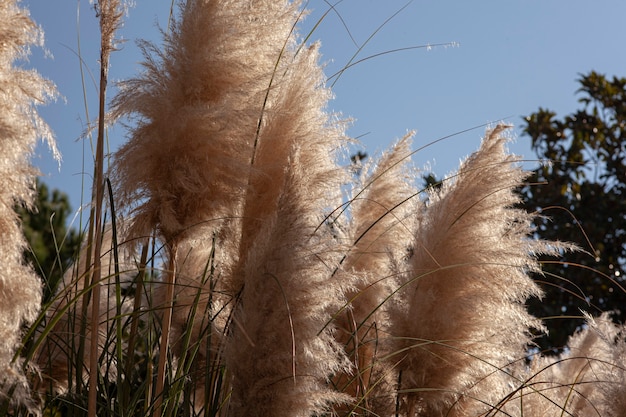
[2,1,626,416]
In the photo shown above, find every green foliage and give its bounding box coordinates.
[422,172,443,192]
[17,179,82,303]
[521,71,626,352]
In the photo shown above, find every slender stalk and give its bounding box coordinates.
[154,244,178,417]
[87,43,106,417]
[121,239,149,410]
[87,76,107,412]
[89,1,121,415]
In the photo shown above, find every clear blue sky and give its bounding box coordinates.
[23,0,626,215]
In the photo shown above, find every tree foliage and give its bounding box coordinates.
[521,71,626,352]
[17,179,82,303]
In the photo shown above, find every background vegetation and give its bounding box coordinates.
[521,72,626,352]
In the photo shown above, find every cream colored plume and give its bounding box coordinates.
[110,2,307,393]
[226,149,350,416]
[0,0,56,407]
[334,135,417,415]
[113,0,351,414]
[111,0,306,246]
[500,313,626,417]
[223,7,352,414]
[392,126,561,416]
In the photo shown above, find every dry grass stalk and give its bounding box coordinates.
[0,0,56,409]
[88,1,124,415]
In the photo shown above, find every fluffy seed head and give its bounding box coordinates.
[392,126,561,416]
[0,0,56,408]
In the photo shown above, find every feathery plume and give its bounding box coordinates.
[334,135,417,415]
[112,0,350,413]
[111,0,304,245]
[0,0,56,408]
[226,148,350,416]
[220,5,353,414]
[392,126,561,416]
[505,313,626,417]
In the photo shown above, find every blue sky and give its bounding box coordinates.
[23,0,626,214]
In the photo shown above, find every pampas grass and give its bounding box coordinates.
[0,0,56,410]
[225,152,350,415]
[111,0,305,244]
[113,0,352,413]
[390,126,561,416]
[502,313,626,417]
[3,0,626,416]
[334,134,417,415]
[223,27,352,415]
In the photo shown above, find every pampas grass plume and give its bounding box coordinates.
[505,313,626,417]
[112,1,350,414]
[392,126,561,416]
[112,0,305,245]
[221,3,353,414]
[0,0,56,408]
[334,135,417,414]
